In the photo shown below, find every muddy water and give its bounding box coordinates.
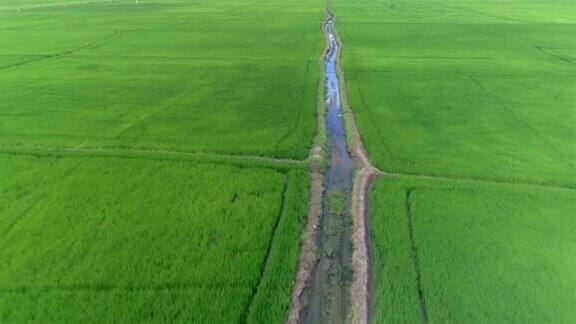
[302,14,355,324]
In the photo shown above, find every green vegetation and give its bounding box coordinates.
[324,189,347,259]
[0,0,324,159]
[247,169,310,323]
[331,0,576,321]
[370,177,576,322]
[327,189,346,216]
[0,153,310,322]
[333,0,575,187]
[2,0,573,320]
[0,0,325,321]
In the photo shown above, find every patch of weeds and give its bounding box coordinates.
[327,189,346,216]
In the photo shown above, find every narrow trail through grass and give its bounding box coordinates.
[404,189,428,324]
[0,144,307,170]
[383,171,575,191]
[241,175,289,323]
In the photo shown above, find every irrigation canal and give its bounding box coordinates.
[301,13,356,324]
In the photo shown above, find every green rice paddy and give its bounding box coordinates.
[1,0,574,321]
[0,0,324,159]
[333,0,575,187]
[0,153,310,322]
[0,0,323,321]
[332,0,576,321]
[370,177,575,322]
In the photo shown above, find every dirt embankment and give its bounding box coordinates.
[288,145,324,324]
[331,11,381,324]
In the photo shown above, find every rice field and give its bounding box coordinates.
[0,153,310,322]
[0,0,324,321]
[333,0,575,187]
[331,0,576,321]
[1,0,574,320]
[370,177,576,322]
[0,0,324,159]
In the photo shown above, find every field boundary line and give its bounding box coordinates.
[404,188,429,323]
[0,145,307,170]
[382,171,575,191]
[241,174,290,323]
[534,45,574,66]
[0,282,248,293]
[0,30,120,71]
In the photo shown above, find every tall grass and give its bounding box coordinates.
[0,153,310,322]
[0,0,325,160]
[370,176,576,322]
[246,169,310,323]
[332,0,576,187]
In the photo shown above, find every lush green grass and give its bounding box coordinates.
[0,153,309,322]
[333,0,576,187]
[370,176,576,322]
[331,0,576,321]
[0,0,324,320]
[0,0,324,159]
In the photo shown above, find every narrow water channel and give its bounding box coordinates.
[302,13,356,323]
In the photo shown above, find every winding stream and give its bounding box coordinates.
[302,14,356,323]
